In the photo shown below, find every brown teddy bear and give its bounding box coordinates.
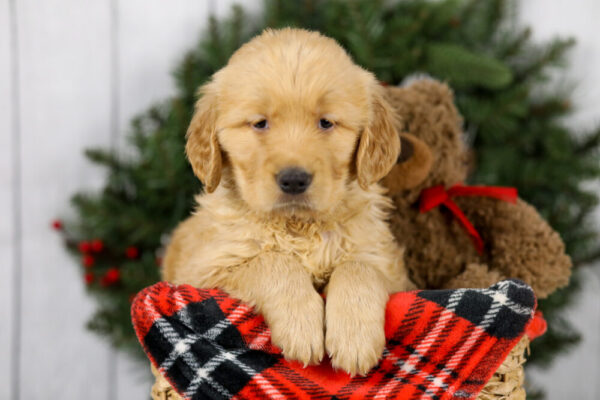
[381,78,572,299]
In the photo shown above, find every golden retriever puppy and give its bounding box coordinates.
[163,28,412,375]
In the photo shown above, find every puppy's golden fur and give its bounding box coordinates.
[163,28,412,375]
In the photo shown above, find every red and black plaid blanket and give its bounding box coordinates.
[132,279,535,400]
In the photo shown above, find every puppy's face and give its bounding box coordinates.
[186,29,399,216]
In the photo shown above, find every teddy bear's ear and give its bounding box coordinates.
[381,133,433,193]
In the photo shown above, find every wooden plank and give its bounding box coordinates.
[116,0,212,142]
[214,0,263,19]
[0,0,14,398]
[113,1,211,397]
[519,2,600,398]
[16,0,113,398]
[594,264,600,400]
[520,0,600,132]
[114,355,153,399]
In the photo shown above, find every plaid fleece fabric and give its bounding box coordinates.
[132,279,535,400]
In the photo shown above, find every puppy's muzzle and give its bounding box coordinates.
[276,168,313,195]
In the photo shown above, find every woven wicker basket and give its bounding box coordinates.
[151,364,183,400]
[150,335,530,400]
[476,336,529,400]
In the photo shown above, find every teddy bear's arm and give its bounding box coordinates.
[443,263,506,290]
[456,197,572,299]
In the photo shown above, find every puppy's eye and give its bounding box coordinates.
[252,119,269,131]
[318,118,334,131]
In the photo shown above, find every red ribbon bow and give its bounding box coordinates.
[419,184,518,254]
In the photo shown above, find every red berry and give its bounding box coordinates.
[91,239,104,252]
[79,241,92,253]
[101,267,120,286]
[82,255,95,268]
[84,272,94,285]
[51,220,63,230]
[125,246,139,259]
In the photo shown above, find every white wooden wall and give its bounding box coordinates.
[0,1,598,399]
[519,1,600,399]
[1,1,260,399]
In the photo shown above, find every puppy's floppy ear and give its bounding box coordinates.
[381,133,433,194]
[186,82,221,193]
[356,83,401,189]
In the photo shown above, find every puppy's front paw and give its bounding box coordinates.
[268,292,325,366]
[325,301,386,376]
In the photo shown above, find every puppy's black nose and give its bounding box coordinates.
[276,168,312,195]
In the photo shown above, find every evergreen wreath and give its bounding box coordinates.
[55,0,600,392]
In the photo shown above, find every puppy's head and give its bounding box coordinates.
[186,28,399,215]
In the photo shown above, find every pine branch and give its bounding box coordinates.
[572,247,600,267]
[576,129,600,155]
[84,148,124,169]
[500,27,531,57]
[515,37,576,81]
